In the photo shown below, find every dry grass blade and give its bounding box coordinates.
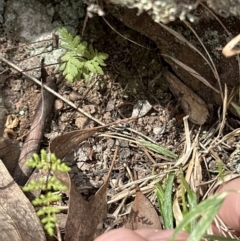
[175,116,192,167]
[183,20,223,99]
[162,54,220,94]
[158,22,216,76]
[175,117,200,167]
[109,185,156,204]
[102,16,153,50]
[218,85,228,136]
[200,3,231,36]
[0,55,105,126]
[222,34,240,57]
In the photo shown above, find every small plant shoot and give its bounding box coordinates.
[23,149,71,236]
[59,27,108,82]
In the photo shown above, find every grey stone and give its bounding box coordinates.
[4,0,53,42]
[4,0,85,42]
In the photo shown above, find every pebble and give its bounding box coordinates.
[54,99,63,110]
[69,91,81,101]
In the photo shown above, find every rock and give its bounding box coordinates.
[0,0,5,23]
[4,0,85,42]
[132,100,152,118]
[105,3,240,117]
[106,0,240,22]
[4,0,53,42]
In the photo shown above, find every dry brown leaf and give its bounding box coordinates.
[50,128,98,159]
[124,183,162,230]
[50,128,110,241]
[163,70,209,125]
[0,159,46,241]
[65,177,107,241]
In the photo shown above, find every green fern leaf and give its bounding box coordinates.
[85,61,97,73]
[61,52,75,61]
[75,42,87,54]
[89,44,96,56]
[82,67,90,79]
[59,62,66,71]
[94,53,108,66]
[92,61,104,75]
[67,63,78,76]
[59,28,73,42]
[99,52,109,61]
[83,49,91,60]
[61,43,73,51]
[59,28,108,81]
[65,73,74,82]
[72,35,81,48]
[61,56,84,81]
[70,57,84,69]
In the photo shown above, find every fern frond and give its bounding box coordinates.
[59,27,108,82]
[23,150,70,236]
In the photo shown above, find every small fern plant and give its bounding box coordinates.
[59,27,108,81]
[23,149,71,236]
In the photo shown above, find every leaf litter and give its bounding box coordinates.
[124,171,162,230]
[50,128,118,241]
[2,12,240,241]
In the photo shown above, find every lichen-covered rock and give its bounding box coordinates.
[4,0,53,42]
[106,0,240,23]
[0,0,5,23]
[207,0,240,18]
[108,0,198,23]
[3,0,85,42]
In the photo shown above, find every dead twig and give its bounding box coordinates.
[0,56,158,144]
[0,56,106,126]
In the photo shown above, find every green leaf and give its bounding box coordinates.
[63,61,78,79]
[76,42,87,54]
[92,61,104,75]
[70,57,84,69]
[59,27,108,81]
[89,44,96,56]
[170,192,227,241]
[59,27,73,43]
[65,73,74,82]
[180,170,197,232]
[61,52,75,61]
[139,140,178,159]
[72,35,81,48]
[162,171,175,229]
[85,61,97,73]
